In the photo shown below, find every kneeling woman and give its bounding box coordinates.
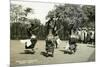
[25,34,37,52]
[65,34,77,54]
[69,34,77,53]
[45,33,55,57]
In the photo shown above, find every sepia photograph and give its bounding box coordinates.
[10,0,95,66]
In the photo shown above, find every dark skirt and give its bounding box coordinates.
[25,38,37,49]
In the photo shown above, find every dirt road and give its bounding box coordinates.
[10,40,95,66]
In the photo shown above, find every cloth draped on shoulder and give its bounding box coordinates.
[25,35,37,47]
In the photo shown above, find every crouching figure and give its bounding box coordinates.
[25,34,37,53]
[69,34,77,54]
[65,34,77,54]
[45,33,55,57]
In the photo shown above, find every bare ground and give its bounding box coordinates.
[10,40,95,66]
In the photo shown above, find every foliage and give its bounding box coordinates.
[10,4,95,40]
[82,5,95,28]
[46,4,85,39]
[10,4,33,23]
[46,4,85,29]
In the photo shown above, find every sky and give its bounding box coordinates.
[11,1,61,25]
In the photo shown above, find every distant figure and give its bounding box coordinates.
[81,30,85,43]
[89,31,95,45]
[87,31,91,44]
[87,30,95,45]
[53,26,63,48]
[77,29,82,43]
[77,29,86,43]
[84,30,88,43]
[54,33,61,48]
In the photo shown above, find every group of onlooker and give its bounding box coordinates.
[75,28,95,45]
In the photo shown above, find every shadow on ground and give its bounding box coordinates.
[19,50,35,54]
[59,50,74,55]
[40,51,54,57]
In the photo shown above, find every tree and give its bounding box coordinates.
[82,5,95,28]
[10,4,33,39]
[24,8,33,16]
[29,18,41,26]
[27,18,41,37]
[46,4,86,39]
[10,4,23,23]
[10,4,33,23]
[46,4,85,27]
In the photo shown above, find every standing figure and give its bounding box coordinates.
[77,28,82,43]
[54,33,61,48]
[90,30,95,45]
[53,26,63,48]
[84,29,88,43]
